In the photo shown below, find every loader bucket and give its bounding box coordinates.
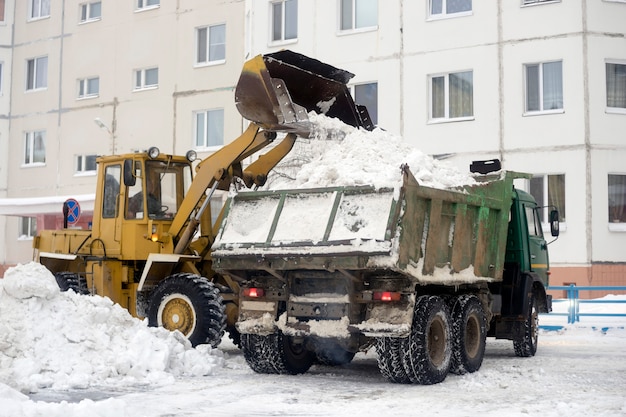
[235,50,373,137]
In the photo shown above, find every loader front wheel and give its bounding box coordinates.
[54,272,89,295]
[147,274,226,348]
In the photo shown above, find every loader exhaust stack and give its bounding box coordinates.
[235,50,374,137]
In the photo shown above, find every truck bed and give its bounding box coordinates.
[212,167,528,285]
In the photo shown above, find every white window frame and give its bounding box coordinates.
[428,70,474,123]
[195,24,226,66]
[194,109,224,150]
[270,0,298,44]
[427,0,472,20]
[79,1,102,23]
[136,0,159,11]
[77,76,100,99]
[26,56,48,91]
[29,0,51,20]
[338,0,378,33]
[133,67,158,91]
[23,130,46,167]
[19,217,37,240]
[351,82,378,126]
[75,154,98,176]
[606,59,626,115]
[522,0,561,6]
[523,60,564,115]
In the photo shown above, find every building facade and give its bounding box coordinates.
[0,0,625,293]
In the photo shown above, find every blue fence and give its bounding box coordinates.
[540,285,626,331]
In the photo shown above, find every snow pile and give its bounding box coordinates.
[0,263,224,394]
[268,113,476,191]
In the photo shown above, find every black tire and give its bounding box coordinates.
[227,325,241,348]
[315,340,356,366]
[147,273,226,348]
[449,294,486,375]
[54,272,89,295]
[402,295,452,385]
[241,332,314,375]
[513,291,539,357]
[376,337,411,383]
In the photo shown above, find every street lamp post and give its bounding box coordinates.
[94,117,117,155]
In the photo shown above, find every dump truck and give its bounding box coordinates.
[211,160,560,384]
[33,50,373,348]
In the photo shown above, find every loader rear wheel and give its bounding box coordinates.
[402,295,452,385]
[241,332,314,375]
[147,274,226,348]
[449,294,486,375]
[376,337,411,384]
[54,272,89,295]
[513,291,539,357]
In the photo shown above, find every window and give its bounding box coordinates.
[30,0,51,20]
[133,67,158,90]
[26,56,48,91]
[0,0,5,22]
[19,217,37,239]
[525,206,543,237]
[529,174,566,224]
[23,130,46,165]
[76,154,97,174]
[0,62,3,94]
[136,0,159,10]
[524,61,563,113]
[429,0,472,18]
[78,76,99,98]
[271,0,298,42]
[606,62,626,111]
[354,82,378,126]
[194,109,224,148]
[608,174,626,224]
[80,2,101,23]
[196,24,226,65]
[429,70,473,121]
[340,0,377,31]
[103,165,121,218]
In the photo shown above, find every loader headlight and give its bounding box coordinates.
[185,150,197,162]
[148,147,160,159]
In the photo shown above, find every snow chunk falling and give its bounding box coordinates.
[0,263,224,394]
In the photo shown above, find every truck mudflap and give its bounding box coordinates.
[235,50,374,137]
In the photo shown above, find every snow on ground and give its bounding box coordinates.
[1,263,625,417]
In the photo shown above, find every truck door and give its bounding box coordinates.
[524,205,549,286]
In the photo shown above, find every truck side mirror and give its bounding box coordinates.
[123,159,136,187]
[549,209,559,237]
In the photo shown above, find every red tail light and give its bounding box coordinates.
[243,288,265,298]
[373,291,401,302]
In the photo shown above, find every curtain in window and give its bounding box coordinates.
[542,61,563,110]
[606,63,626,109]
[431,76,445,118]
[608,175,626,222]
[526,64,540,112]
[449,71,473,118]
[34,132,46,163]
[548,174,565,221]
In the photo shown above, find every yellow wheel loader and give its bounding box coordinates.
[33,50,373,347]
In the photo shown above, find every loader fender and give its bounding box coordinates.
[137,253,201,291]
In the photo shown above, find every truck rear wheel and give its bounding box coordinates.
[376,337,411,383]
[449,294,486,374]
[513,292,539,357]
[402,295,452,385]
[147,274,226,348]
[241,332,314,375]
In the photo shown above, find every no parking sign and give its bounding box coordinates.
[64,198,81,225]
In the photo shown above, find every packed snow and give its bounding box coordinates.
[1,263,625,417]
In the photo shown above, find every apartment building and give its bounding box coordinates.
[0,0,625,291]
